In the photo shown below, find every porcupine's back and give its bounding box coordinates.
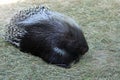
[5,5,81,47]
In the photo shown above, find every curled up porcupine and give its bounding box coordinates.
[5,6,89,68]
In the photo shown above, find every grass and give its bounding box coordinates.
[0,0,120,80]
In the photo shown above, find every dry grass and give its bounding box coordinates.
[0,0,120,80]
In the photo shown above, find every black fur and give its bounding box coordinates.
[5,6,89,68]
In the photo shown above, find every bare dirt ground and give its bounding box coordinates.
[0,0,120,80]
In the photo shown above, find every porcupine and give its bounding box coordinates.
[5,6,89,68]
